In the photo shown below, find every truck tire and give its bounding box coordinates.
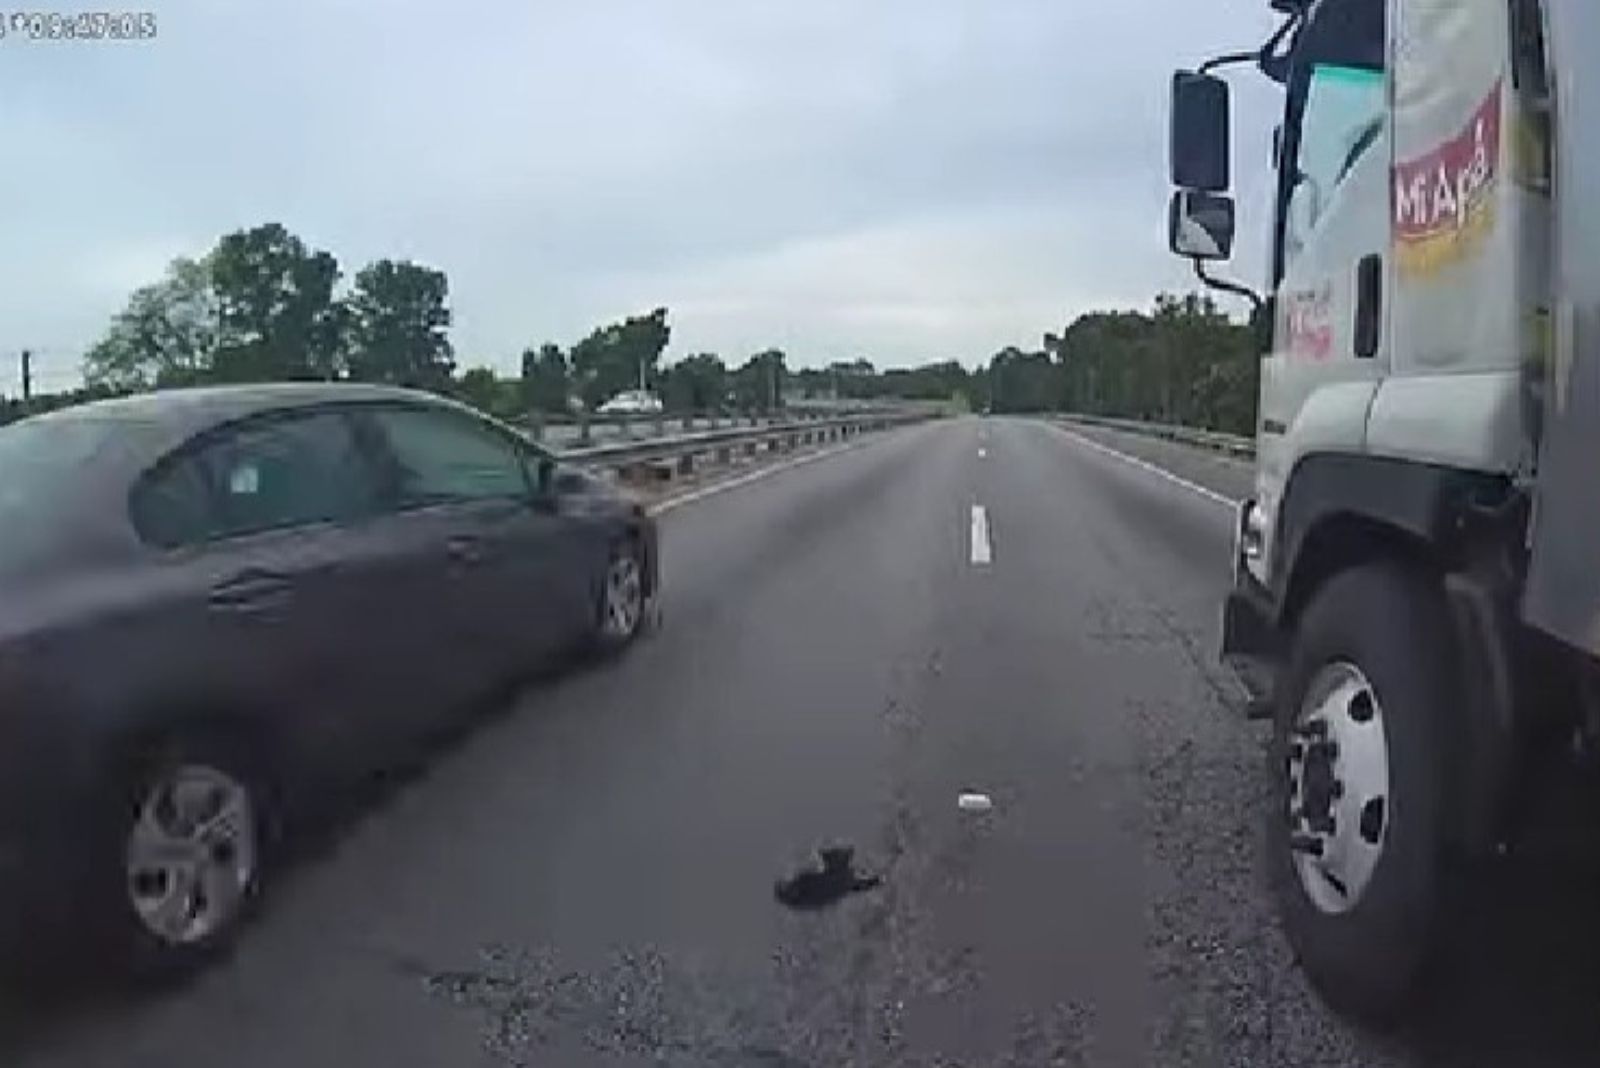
[1269,561,1452,1023]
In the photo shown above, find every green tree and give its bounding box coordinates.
[880,360,972,403]
[344,259,455,390]
[454,367,502,414]
[1049,292,1256,433]
[987,347,1057,413]
[520,342,571,414]
[730,349,787,412]
[569,307,671,409]
[83,256,217,390]
[662,352,727,412]
[824,359,878,400]
[794,367,831,399]
[209,223,343,382]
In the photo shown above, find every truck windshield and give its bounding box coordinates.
[1276,0,1386,278]
[1285,64,1386,264]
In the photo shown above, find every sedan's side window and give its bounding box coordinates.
[203,413,379,538]
[130,452,218,549]
[367,407,529,508]
[132,410,379,548]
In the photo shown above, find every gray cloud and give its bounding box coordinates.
[0,0,1283,387]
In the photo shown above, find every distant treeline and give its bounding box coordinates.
[3,220,1259,435]
[990,293,1261,436]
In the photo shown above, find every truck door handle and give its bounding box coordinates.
[1355,254,1382,359]
[209,569,292,614]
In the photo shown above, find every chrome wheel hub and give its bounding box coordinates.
[601,554,643,639]
[126,764,257,946]
[1286,662,1390,915]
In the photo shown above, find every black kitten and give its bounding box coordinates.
[774,846,882,910]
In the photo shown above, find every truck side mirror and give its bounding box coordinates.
[1169,190,1236,261]
[1170,71,1231,192]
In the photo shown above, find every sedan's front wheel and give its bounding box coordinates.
[594,543,647,651]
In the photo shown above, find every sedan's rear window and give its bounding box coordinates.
[0,415,121,579]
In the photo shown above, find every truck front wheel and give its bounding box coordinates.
[1270,561,1452,1023]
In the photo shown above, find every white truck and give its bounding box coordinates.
[1168,0,1600,1022]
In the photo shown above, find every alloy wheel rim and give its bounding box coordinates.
[126,764,257,946]
[602,555,643,639]
[1286,662,1390,915]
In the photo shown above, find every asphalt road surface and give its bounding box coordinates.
[9,417,1600,1067]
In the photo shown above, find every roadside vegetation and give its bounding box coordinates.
[3,223,1258,435]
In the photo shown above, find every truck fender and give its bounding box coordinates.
[1270,453,1508,627]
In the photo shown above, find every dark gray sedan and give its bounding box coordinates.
[0,383,658,975]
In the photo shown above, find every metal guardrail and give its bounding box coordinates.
[548,410,933,483]
[518,405,915,449]
[1058,413,1256,459]
[521,411,783,448]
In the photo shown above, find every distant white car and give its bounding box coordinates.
[597,390,664,415]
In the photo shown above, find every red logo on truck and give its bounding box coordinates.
[1393,81,1501,273]
[1283,283,1333,361]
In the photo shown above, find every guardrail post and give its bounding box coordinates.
[655,411,667,438]
[579,415,592,445]
[528,414,544,442]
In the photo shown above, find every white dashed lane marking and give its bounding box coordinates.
[970,504,992,566]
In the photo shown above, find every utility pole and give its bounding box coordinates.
[20,349,32,402]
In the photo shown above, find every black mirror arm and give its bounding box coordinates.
[1200,50,1263,76]
[1194,260,1265,316]
[1200,12,1300,81]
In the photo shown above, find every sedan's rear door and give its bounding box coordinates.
[128,407,445,775]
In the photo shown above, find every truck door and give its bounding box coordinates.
[1254,0,1388,586]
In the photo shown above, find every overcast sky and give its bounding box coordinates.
[0,0,1282,391]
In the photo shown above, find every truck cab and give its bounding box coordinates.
[1165,0,1589,1023]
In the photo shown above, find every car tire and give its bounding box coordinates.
[86,729,270,981]
[592,541,648,653]
[1269,562,1452,1024]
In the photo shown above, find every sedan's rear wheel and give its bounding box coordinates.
[126,762,259,950]
[91,735,267,978]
